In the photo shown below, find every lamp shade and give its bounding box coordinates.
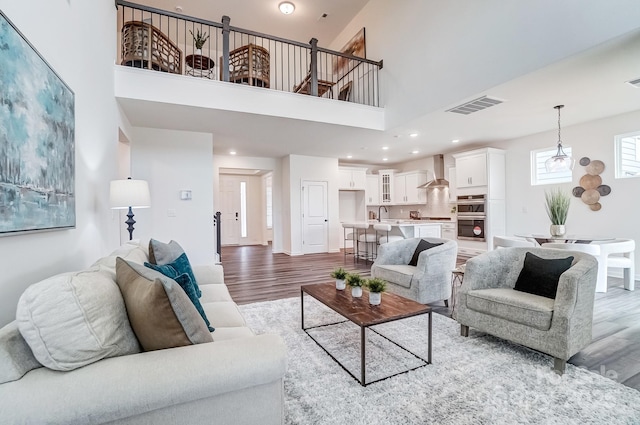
[110,179,151,209]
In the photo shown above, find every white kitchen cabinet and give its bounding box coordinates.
[455,154,487,188]
[415,224,441,238]
[394,171,428,204]
[441,222,456,240]
[365,175,379,205]
[378,170,395,204]
[338,166,367,190]
[448,167,457,203]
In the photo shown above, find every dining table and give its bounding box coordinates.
[514,233,615,246]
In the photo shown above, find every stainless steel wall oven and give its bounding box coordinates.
[457,195,486,241]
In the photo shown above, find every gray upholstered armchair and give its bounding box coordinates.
[454,247,598,374]
[371,238,457,305]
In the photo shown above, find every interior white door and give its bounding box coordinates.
[220,176,241,245]
[302,180,328,254]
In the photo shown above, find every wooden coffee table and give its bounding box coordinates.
[301,282,431,386]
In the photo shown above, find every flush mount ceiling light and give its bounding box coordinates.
[279,2,295,14]
[545,105,575,173]
[451,139,460,144]
[229,150,237,155]
[409,133,418,138]
[382,146,389,150]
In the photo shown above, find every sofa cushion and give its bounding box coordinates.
[16,269,140,371]
[514,252,574,299]
[200,284,233,303]
[371,264,416,289]
[91,240,148,276]
[202,302,248,328]
[115,258,213,351]
[466,287,555,331]
[408,239,443,266]
[211,327,255,341]
[0,322,42,384]
[148,239,201,298]
[145,258,214,332]
[193,264,225,285]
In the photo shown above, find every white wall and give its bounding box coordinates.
[130,128,214,265]
[497,110,640,278]
[284,155,340,255]
[213,155,282,253]
[331,0,640,128]
[0,1,120,326]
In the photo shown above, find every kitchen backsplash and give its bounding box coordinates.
[367,188,454,219]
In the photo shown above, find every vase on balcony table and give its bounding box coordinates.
[550,224,566,237]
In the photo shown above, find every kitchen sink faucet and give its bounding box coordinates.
[378,205,388,222]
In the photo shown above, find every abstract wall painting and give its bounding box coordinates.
[0,11,75,236]
[333,27,366,75]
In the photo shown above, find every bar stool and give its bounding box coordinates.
[374,223,403,246]
[341,223,356,261]
[352,223,373,262]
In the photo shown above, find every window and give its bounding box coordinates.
[265,175,273,229]
[530,146,573,185]
[615,131,640,179]
[240,181,247,238]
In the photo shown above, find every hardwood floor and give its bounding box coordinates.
[221,244,640,391]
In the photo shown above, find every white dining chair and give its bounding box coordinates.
[541,242,604,291]
[591,239,635,292]
[493,236,536,249]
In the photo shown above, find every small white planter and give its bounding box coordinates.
[351,286,363,298]
[335,279,346,290]
[195,48,202,55]
[369,292,382,305]
[550,224,566,237]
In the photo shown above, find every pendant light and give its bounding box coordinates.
[545,105,575,172]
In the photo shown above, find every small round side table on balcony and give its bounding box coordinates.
[185,54,215,79]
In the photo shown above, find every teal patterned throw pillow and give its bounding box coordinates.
[145,258,214,332]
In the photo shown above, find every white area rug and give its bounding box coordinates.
[239,297,640,425]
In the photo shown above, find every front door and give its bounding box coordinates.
[302,180,328,254]
[220,176,241,245]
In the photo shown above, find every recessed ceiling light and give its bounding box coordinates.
[411,150,419,154]
[382,146,389,150]
[409,133,418,138]
[347,155,353,159]
[229,150,237,155]
[383,158,388,161]
[451,139,460,143]
[279,1,295,14]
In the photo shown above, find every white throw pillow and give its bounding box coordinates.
[91,240,149,276]
[16,269,140,371]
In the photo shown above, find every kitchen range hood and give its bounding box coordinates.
[418,154,449,188]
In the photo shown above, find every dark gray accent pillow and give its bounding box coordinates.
[514,252,574,299]
[408,239,443,266]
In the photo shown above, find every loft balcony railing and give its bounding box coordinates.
[116,1,383,107]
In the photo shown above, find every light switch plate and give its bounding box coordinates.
[180,190,192,200]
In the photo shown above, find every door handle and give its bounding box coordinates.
[324,219,328,222]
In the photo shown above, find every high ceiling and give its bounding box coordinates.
[123,1,640,166]
[135,0,370,48]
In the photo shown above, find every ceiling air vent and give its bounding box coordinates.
[446,96,504,115]
[626,77,640,88]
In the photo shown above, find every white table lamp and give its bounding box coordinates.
[110,178,151,240]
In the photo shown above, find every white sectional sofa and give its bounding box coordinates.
[0,241,287,425]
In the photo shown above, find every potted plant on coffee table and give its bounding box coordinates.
[346,273,364,298]
[189,28,210,54]
[545,187,571,237]
[366,278,387,305]
[331,267,348,290]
